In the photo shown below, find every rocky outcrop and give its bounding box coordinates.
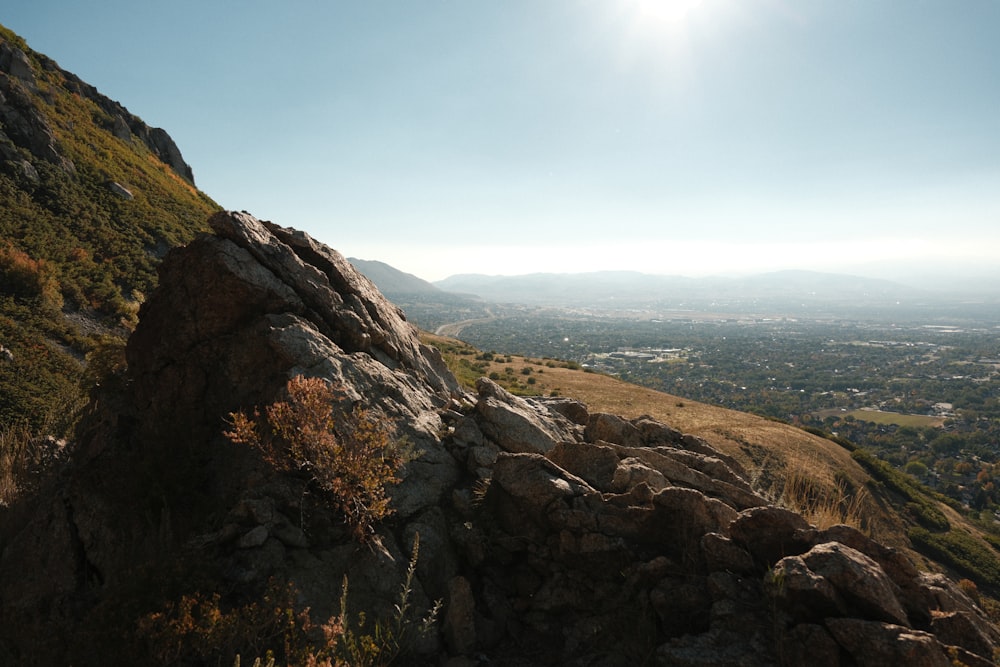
[0,33,194,183]
[0,58,70,172]
[0,211,996,665]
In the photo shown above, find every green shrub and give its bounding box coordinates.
[852,448,950,531]
[908,527,1000,591]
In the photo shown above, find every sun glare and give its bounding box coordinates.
[633,0,704,24]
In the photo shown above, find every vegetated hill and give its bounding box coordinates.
[0,24,219,429]
[434,269,931,313]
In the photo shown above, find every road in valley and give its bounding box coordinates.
[434,308,496,338]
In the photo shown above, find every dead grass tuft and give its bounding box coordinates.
[0,422,48,506]
[777,467,872,532]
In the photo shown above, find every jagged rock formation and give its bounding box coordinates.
[1,212,997,665]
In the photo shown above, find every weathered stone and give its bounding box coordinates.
[930,610,997,661]
[263,219,458,395]
[825,618,952,667]
[612,456,669,494]
[729,506,813,567]
[585,412,644,447]
[403,507,459,602]
[701,532,755,574]
[491,452,593,514]
[607,444,766,510]
[0,44,36,86]
[906,574,1000,659]
[657,627,774,666]
[633,416,684,445]
[443,576,477,655]
[535,396,590,425]
[547,441,620,491]
[768,553,843,621]
[778,623,842,667]
[108,181,133,200]
[650,486,739,560]
[651,578,711,636]
[451,415,484,448]
[238,525,269,549]
[800,542,908,626]
[475,378,569,454]
[271,518,309,549]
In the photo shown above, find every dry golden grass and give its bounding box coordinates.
[0,422,36,506]
[424,333,909,546]
[777,468,872,533]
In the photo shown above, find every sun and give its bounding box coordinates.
[632,0,705,25]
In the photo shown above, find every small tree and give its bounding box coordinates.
[905,460,929,479]
[226,376,415,542]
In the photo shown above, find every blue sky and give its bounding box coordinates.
[5,1,1000,284]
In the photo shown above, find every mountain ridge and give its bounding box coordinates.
[348,257,443,295]
[433,268,927,307]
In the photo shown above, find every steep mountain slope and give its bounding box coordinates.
[0,24,218,429]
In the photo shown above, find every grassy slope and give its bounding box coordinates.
[0,24,219,430]
[426,333,1000,594]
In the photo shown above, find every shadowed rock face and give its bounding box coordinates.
[126,211,459,450]
[1,212,997,666]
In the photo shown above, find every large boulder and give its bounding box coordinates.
[474,377,580,454]
[770,542,909,626]
[824,618,957,667]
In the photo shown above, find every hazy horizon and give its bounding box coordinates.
[6,1,999,286]
[352,244,1000,290]
[357,255,1000,296]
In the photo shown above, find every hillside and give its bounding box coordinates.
[0,24,219,430]
[426,333,1000,595]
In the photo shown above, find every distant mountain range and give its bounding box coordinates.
[348,258,441,295]
[348,263,1000,324]
[432,269,928,305]
[351,264,927,308]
